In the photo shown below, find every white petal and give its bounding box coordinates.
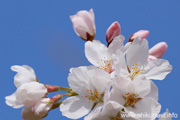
[101,101,125,118]
[146,80,159,101]
[113,76,131,91]
[68,66,93,95]
[114,77,135,94]
[103,81,113,104]
[128,97,161,120]
[108,35,125,55]
[109,85,125,105]
[86,101,136,120]
[123,42,132,54]
[113,50,129,77]
[5,93,24,108]
[16,82,47,107]
[88,68,111,94]
[85,40,108,66]
[84,102,103,120]
[133,76,151,98]
[11,65,36,88]
[84,106,104,120]
[126,37,149,69]
[32,98,52,118]
[60,96,93,119]
[142,59,172,80]
[22,107,42,120]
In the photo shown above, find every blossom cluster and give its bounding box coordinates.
[5,9,173,120]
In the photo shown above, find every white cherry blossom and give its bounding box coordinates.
[114,37,172,81]
[85,35,130,76]
[108,76,161,120]
[5,82,47,108]
[60,66,111,119]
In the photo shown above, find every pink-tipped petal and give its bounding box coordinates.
[129,30,149,42]
[149,42,168,58]
[106,21,121,46]
[70,9,96,41]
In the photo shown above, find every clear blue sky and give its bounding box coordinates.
[0,0,179,119]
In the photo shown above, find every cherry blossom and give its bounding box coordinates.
[108,77,161,120]
[60,66,111,119]
[85,35,130,76]
[114,37,172,81]
[5,82,47,108]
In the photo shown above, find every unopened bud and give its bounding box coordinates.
[106,21,121,46]
[70,9,96,41]
[50,94,62,103]
[45,85,59,92]
[149,42,168,59]
[148,55,157,61]
[129,30,149,42]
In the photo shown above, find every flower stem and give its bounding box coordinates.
[45,85,72,92]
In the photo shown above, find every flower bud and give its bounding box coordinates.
[32,98,53,118]
[22,98,53,120]
[106,21,121,46]
[148,55,157,61]
[50,94,62,102]
[129,30,149,42]
[45,85,60,92]
[149,42,168,59]
[70,9,95,41]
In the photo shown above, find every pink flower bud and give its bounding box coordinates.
[45,85,59,92]
[106,21,121,46]
[148,55,157,61]
[129,30,149,42]
[70,9,96,41]
[50,94,62,102]
[149,42,168,59]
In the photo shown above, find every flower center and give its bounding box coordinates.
[85,89,102,103]
[123,92,141,108]
[129,64,144,80]
[97,57,114,74]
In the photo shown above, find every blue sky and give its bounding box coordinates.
[0,0,179,119]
